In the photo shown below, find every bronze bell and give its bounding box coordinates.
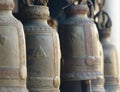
[59,1,103,82]
[20,0,61,92]
[94,8,120,92]
[0,0,28,92]
[59,1,103,92]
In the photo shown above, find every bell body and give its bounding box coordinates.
[59,4,103,92]
[92,78,105,92]
[91,42,105,92]
[59,4,103,81]
[22,6,61,92]
[0,0,28,92]
[101,38,120,92]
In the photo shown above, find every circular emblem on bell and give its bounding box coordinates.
[85,56,96,66]
[20,66,27,80]
[53,76,60,88]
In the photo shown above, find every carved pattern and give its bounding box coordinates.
[28,77,54,88]
[0,17,19,25]
[21,6,49,19]
[0,0,14,10]
[84,25,93,55]
[62,19,93,26]
[105,76,119,84]
[92,78,105,92]
[65,4,89,15]
[92,78,104,85]
[32,46,47,58]
[62,71,102,81]
[0,87,28,92]
[85,56,96,66]
[0,69,20,79]
[28,88,58,92]
[24,26,53,34]
[64,56,100,67]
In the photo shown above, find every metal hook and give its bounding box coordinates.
[94,9,112,30]
[87,0,94,18]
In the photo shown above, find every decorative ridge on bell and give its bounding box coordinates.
[0,0,15,10]
[64,0,89,17]
[20,0,50,21]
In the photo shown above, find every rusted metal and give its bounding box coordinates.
[0,0,28,92]
[21,1,61,92]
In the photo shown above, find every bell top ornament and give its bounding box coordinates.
[59,0,103,81]
[0,0,28,92]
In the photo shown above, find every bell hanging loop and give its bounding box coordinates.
[87,0,94,18]
[97,0,105,9]
[94,9,112,32]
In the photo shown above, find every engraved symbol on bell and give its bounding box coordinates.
[32,46,47,58]
[85,56,96,66]
[0,35,6,45]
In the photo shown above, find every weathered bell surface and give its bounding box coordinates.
[20,1,61,92]
[100,28,120,92]
[100,30,120,92]
[0,0,28,92]
[91,42,105,92]
[95,9,120,92]
[59,3,103,81]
